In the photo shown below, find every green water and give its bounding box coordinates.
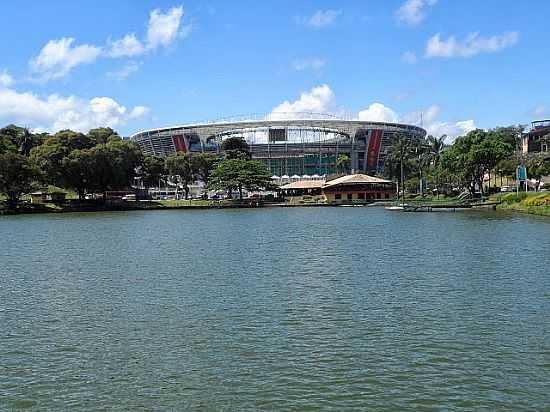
[1,208,549,411]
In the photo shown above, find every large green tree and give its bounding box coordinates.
[105,139,143,189]
[526,153,550,191]
[30,129,95,186]
[440,129,513,195]
[192,152,219,185]
[139,155,166,190]
[61,149,97,200]
[221,136,251,160]
[0,152,40,207]
[0,125,46,155]
[165,153,195,199]
[88,127,121,145]
[209,158,273,200]
[84,140,143,199]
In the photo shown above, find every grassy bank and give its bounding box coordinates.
[495,192,550,217]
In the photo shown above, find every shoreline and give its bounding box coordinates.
[3,198,550,217]
[0,200,396,215]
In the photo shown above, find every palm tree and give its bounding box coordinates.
[336,154,351,174]
[387,134,415,203]
[426,135,447,196]
[426,135,447,167]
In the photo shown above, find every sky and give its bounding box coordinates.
[0,0,549,139]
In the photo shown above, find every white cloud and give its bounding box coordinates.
[30,37,102,80]
[357,103,399,123]
[270,85,475,139]
[147,6,185,49]
[396,0,438,26]
[108,6,186,57]
[403,105,476,139]
[425,31,519,58]
[107,61,141,80]
[28,5,186,81]
[301,9,341,28]
[107,33,145,57]
[0,84,148,133]
[292,58,326,72]
[271,84,335,118]
[129,105,149,118]
[0,70,14,88]
[401,51,417,64]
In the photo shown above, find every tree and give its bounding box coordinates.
[87,145,113,199]
[491,125,525,151]
[139,155,166,190]
[61,149,96,200]
[88,127,120,145]
[209,158,273,200]
[440,129,513,196]
[0,125,45,156]
[526,154,550,191]
[105,139,143,189]
[426,135,447,167]
[384,135,417,200]
[0,152,40,207]
[425,135,447,195]
[30,129,95,186]
[221,136,251,159]
[192,152,219,185]
[336,154,351,174]
[412,141,431,196]
[165,153,195,199]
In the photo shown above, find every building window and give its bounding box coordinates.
[358,192,365,200]
[347,193,353,200]
[376,193,381,199]
[385,193,390,199]
[335,193,342,200]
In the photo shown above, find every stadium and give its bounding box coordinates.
[130,113,426,176]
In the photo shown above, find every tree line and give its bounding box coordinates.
[384,125,550,197]
[0,125,273,208]
[3,122,550,207]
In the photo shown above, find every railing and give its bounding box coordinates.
[532,120,550,129]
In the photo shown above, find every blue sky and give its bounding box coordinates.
[0,0,548,138]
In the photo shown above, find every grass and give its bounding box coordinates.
[493,192,550,217]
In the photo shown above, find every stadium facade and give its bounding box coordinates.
[130,113,426,175]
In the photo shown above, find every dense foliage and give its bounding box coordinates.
[0,124,274,207]
[383,127,524,197]
[209,158,274,199]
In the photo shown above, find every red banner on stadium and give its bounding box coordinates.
[172,135,187,152]
[366,130,383,170]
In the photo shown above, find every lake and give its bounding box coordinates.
[1,208,549,411]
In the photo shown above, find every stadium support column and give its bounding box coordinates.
[350,132,358,173]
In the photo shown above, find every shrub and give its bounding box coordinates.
[524,193,550,206]
[501,192,528,204]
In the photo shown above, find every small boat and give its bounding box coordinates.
[385,205,404,211]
